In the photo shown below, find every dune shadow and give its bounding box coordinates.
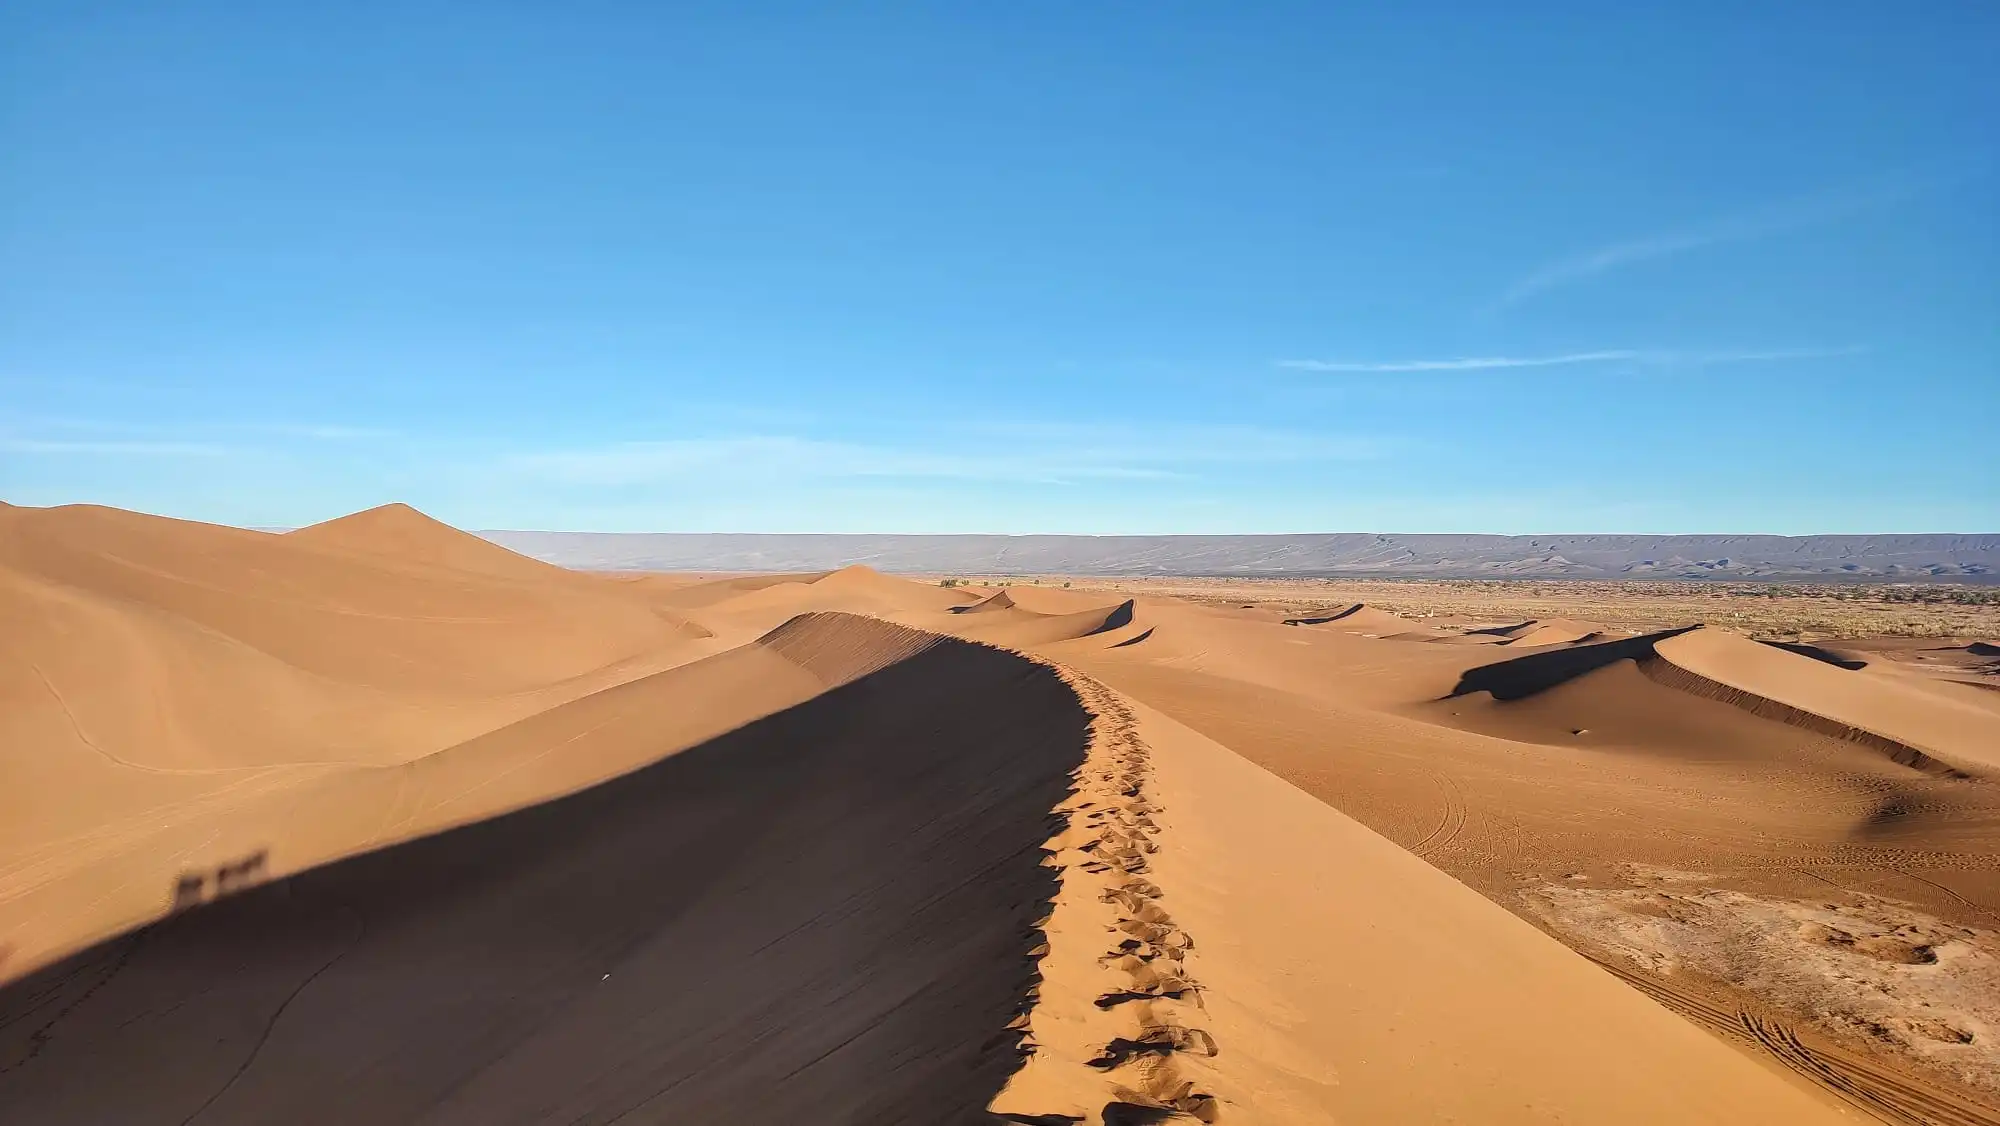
[1445,628,1696,701]
[1462,622,1529,638]
[0,637,1088,1125]
[1760,640,1867,670]
[1282,605,1364,627]
[1085,599,1136,636]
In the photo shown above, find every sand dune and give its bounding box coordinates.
[991,597,2000,1117]
[956,584,1121,616]
[288,502,573,582]
[1473,616,1610,647]
[1445,625,2000,779]
[0,507,988,979]
[0,504,718,930]
[1281,602,1420,634]
[671,565,976,630]
[1655,627,2000,774]
[950,588,1025,613]
[4,502,1994,1122]
[951,598,1142,647]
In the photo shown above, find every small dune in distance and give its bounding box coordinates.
[3,501,1998,1124]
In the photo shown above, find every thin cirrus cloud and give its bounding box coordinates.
[4,410,394,438]
[0,438,235,457]
[509,426,1388,488]
[0,416,396,458]
[511,436,1182,488]
[1277,346,1861,373]
[1489,179,1929,311]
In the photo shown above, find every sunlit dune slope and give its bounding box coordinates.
[288,501,573,581]
[0,501,723,975]
[1056,698,1851,1124]
[1,502,696,701]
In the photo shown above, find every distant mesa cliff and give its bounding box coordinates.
[476,531,2000,581]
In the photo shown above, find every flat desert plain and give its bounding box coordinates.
[3,502,1998,1125]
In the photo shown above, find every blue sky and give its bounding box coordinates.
[3,2,1995,533]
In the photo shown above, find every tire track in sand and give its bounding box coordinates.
[1409,769,1467,861]
[1591,955,2000,1126]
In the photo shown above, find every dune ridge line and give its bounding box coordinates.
[1634,652,1972,779]
[990,663,1223,1124]
[1450,626,1983,779]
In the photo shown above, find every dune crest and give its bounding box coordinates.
[1282,602,1419,634]
[288,502,569,582]
[1448,624,2000,778]
[951,598,1145,648]
[951,589,1022,614]
[992,673,1221,1122]
[1476,617,1610,647]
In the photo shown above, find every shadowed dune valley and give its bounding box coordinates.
[4,501,1998,1124]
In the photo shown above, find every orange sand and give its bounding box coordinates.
[5,502,1995,1123]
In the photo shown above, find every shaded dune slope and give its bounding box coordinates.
[1281,602,1415,633]
[0,615,1088,1125]
[1447,626,1997,779]
[1763,640,1870,670]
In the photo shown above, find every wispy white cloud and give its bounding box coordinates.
[1278,346,1861,373]
[1491,180,1926,311]
[1,438,234,457]
[509,424,1389,488]
[251,423,397,441]
[511,436,1158,487]
[1,413,395,445]
[960,420,1391,461]
[1281,351,1641,372]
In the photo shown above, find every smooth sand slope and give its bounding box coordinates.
[5,502,1994,1122]
[0,502,730,974]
